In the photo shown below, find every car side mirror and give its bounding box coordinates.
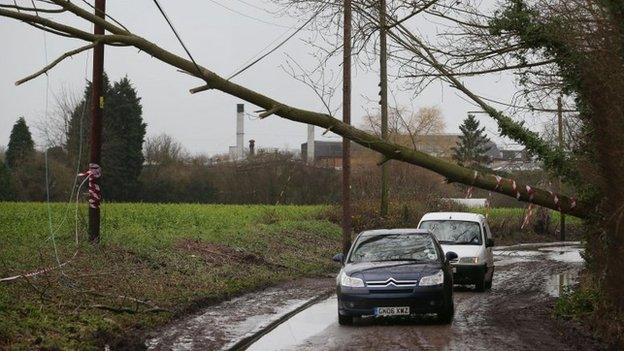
[486,238,494,248]
[332,253,344,264]
[445,251,458,262]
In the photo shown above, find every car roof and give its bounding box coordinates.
[419,212,484,222]
[358,228,431,236]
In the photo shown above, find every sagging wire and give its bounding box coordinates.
[151,0,205,80]
[226,1,328,81]
[1,1,90,282]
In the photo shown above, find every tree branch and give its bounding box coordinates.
[16,43,97,86]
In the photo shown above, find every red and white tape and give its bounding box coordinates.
[465,171,479,199]
[521,203,534,229]
[494,176,503,190]
[520,185,536,229]
[79,163,102,209]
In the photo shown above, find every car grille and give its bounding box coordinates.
[366,278,418,287]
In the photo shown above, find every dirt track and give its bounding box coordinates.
[247,243,606,351]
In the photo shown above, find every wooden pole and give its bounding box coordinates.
[342,0,352,256]
[88,0,106,243]
[379,0,389,217]
[557,96,565,241]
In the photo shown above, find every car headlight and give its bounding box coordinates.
[459,256,479,264]
[419,270,444,286]
[339,271,365,288]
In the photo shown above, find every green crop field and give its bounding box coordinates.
[0,202,340,350]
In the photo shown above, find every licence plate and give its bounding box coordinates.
[374,306,410,316]
[453,267,457,273]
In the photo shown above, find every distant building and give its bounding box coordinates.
[301,140,344,169]
[413,133,461,158]
[491,147,541,171]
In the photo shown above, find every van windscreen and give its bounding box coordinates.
[419,220,482,245]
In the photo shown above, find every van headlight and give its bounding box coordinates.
[459,257,479,264]
[419,270,444,286]
[339,271,365,288]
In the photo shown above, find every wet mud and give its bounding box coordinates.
[145,278,334,351]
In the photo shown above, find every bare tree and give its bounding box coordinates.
[34,86,80,148]
[144,134,187,165]
[363,105,445,149]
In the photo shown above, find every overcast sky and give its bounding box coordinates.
[0,0,545,156]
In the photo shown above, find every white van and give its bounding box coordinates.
[418,212,494,291]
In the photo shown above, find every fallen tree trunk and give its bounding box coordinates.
[0,3,590,218]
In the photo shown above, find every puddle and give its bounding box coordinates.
[545,271,579,297]
[494,244,584,264]
[539,246,584,263]
[145,280,333,351]
[494,256,538,267]
[494,250,542,257]
[246,296,336,351]
[493,249,542,266]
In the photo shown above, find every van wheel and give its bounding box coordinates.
[484,268,494,290]
[475,276,486,292]
[338,314,353,326]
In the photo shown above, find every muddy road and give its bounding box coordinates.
[246,243,603,351]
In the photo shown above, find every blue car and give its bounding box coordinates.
[332,229,457,325]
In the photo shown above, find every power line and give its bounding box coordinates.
[151,0,204,79]
[207,0,295,29]
[226,2,327,81]
[232,0,280,15]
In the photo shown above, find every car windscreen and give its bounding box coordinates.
[348,234,439,263]
[419,220,482,245]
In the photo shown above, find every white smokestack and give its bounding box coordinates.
[236,104,244,160]
[307,124,315,164]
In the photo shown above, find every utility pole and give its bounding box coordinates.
[88,0,106,243]
[379,0,389,217]
[342,0,352,256]
[557,96,566,241]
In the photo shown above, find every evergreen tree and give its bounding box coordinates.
[6,117,35,168]
[452,114,492,168]
[102,77,146,200]
[65,74,146,201]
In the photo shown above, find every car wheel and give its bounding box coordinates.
[338,314,353,326]
[438,298,454,324]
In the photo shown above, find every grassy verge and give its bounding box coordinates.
[0,203,340,350]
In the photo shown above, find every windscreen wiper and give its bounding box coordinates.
[357,260,427,272]
[372,259,421,262]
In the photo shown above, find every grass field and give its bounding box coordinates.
[0,202,340,350]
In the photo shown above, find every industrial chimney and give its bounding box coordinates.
[237,104,244,160]
[307,124,315,164]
